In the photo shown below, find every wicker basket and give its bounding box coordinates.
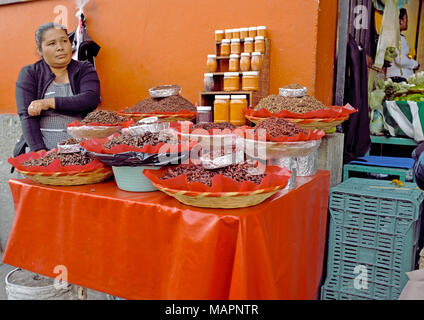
[155,185,285,209]
[245,115,347,133]
[118,112,196,122]
[17,167,113,186]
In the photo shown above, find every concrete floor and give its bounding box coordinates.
[0,252,113,300]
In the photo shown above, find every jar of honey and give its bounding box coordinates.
[248,27,257,38]
[225,29,233,39]
[223,72,240,91]
[229,54,240,72]
[215,30,224,42]
[220,39,231,56]
[230,95,248,126]
[242,71,259,91]
[254,36,265,54]
[231,38,241,55]
[251,52,263,71]
[240,53,251,71]
[240,27,249,39]
[206,54,217,72]
[257,26,267,37]
[214,95,230,123]
[244,37,254,54]
[232,28,240,39]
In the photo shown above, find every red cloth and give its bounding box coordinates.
[4,171,330,300]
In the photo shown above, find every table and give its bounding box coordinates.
[3,171,330,300]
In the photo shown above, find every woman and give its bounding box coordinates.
[14,22,100,154]
[386,8,420,83]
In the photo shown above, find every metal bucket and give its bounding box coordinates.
[5,268,74,300]
[296,149,318,177]
[269,157,297,190]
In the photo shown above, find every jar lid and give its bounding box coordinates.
[231,38,240,43]
[215,95,230,99]
[257,26,267,30]
[249,27,257,30]
[240,27,249,31]
[225,29,233,32]
[231,95,247,99]
[197,106,212,111]
[215,30,224,34]
[232,28,240,32]
[243,71,259,76]
[224,72,240,77]
[207,54,217,58]
[241,52,251,56]
[204,73,214,77]
[255,36,265,40]
[252,52,262,56]
[221,39,231,43]
[229,54,240,58]
[244,37,254,42]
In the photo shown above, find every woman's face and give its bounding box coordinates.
[400,14,408,31]
[39,28,72,68]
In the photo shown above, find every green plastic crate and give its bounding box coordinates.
[321,178,424,300]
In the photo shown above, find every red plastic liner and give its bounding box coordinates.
[143,164,292,193]
[8,150,108,175]
[244,104,357,119]
[80,134,197,155]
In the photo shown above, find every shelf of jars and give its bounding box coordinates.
[198,27,270,125]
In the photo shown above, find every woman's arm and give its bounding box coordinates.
[393,36,419,70]
[54,61,101,114]
[15,66,47,151]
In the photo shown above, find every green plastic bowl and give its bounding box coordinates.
[112,166,160,192]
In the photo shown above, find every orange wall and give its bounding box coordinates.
[0,0,338,114]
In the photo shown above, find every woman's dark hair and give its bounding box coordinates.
[35,22,68,52]
[399,8,407,20]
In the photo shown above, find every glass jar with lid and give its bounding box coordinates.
[254,36,265,54]
[215,30,224,42]
[257,26,267,37]
[203,73,215,92]
[232,28,240,39]
[240,53,251,71]
[251,52,263,71]
[220,39,231,56]
[230,95,248,126]
[248,27,257,38]
[243,37,254,54]
[242,71,259,91]
[197,106,213,123]
[214,95,230,123]
[229,54,240,72]
[240,27,249,39]
[230,38,241,55]
[223,72,240,91]
[206,54,217,72]
[225,29,233,39]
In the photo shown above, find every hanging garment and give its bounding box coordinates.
[343,34,371,164]
[68,13,100,66]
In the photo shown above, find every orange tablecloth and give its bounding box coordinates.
[3,171,330,300]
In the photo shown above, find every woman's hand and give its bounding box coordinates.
[28,98,55,116]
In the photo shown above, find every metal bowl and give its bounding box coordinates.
[279,86,307,98]
[149,85,182,98]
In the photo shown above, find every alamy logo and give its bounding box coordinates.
[353,265,368,290]
[353,5,369,30]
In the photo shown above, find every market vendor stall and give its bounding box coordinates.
[3,171,330,300]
